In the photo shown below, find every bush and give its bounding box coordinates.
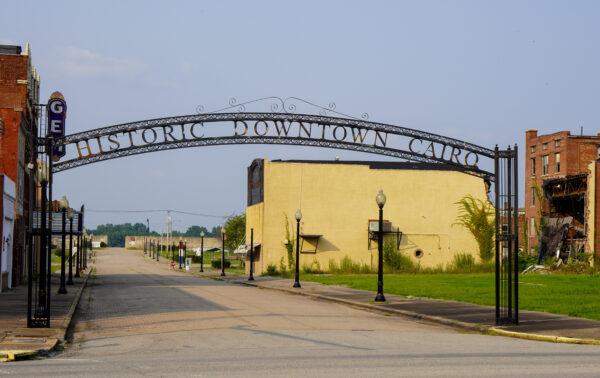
[302,259,323,274]
[383,240,416,272]
[52,248,62,258]
[100,241,107,248]
[328,259,339,272]
[454,195,495,261]
[519,251,538,270]
[448,253,475,272]
[446,253,493,273]
[264,264,279,276]
[211,259,231,269]
[327,256,372,274]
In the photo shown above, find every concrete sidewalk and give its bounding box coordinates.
[0,268,92,361]
[223,276,600,345]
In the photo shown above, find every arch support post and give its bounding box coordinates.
[494,145,519,325]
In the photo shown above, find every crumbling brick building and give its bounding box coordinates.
[525,129,600,261]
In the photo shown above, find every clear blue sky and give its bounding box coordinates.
[2,1,599,231]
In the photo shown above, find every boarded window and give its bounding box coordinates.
[247,159,264,206]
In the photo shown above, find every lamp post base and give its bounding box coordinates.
[374,292,386,302]
[248,276,254,281]
[293,281,301,288]
[220,272,226,277]
[57,287,67,294]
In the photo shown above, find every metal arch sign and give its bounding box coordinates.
[47,94,67,159]
[51,112,495,176]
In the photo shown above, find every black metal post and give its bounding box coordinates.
[494,146,500,324]
[375,205,386,302]
[221,231,226,276]
[83,236,87,270]
[58,208,67,294]
[75,234,81,278]
[156,240,159,261]
[199,235,204,272]
[513,145,519,324]
[46,145,53,325]
[38,181,48,307]
[293,220,301,288]
[26,153,35,327]
[507,147,513,321]
[67,217,74,285]
[249,228,254,281]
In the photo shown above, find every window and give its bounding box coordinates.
[530,145,536,154]
[555,153,560,172]
[542,142,548,150]
[542,155,549,175]
[597,145,600,160]
[530,158,536,175]
[555,139,561,148]
[531,187,536,205]
[529,218,536,237]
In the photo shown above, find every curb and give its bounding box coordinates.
[236,280,600,346]
[486,327,600,345]
[58,266,94,342]
[0,266,94,362]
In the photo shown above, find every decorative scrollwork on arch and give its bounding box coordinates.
[195,96,371,120]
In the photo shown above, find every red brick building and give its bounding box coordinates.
[525,129,600,259]
[0,44,40,288]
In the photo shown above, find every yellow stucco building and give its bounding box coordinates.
[245,159,490,275]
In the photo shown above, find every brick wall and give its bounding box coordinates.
[525,129,600,253]
[0,47,39,287]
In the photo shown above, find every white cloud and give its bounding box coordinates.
[56,46,146,78]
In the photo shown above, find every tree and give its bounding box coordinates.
[184,225,210,237]
[89,222,152,247]
[223,213,245,253]
[454,195,495,261]
[210,226,222,237]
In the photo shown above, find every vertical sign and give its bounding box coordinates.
[47,92,67,159]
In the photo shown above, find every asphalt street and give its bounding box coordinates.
[3,248,600,377]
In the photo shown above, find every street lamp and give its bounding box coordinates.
[248,228,254,281]
[199,231,204,272]
[57,196,69,294]
[293,209,302,288]
[221,226,226,277]
[67,207,74,285]
[375,189,386,302]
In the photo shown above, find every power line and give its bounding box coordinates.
[86,208,231,219]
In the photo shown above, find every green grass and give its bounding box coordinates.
[302,273,600,321]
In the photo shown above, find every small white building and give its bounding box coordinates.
[1,175,16,291]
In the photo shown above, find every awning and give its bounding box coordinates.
[233,243,262,254]
[299,234,322,254]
